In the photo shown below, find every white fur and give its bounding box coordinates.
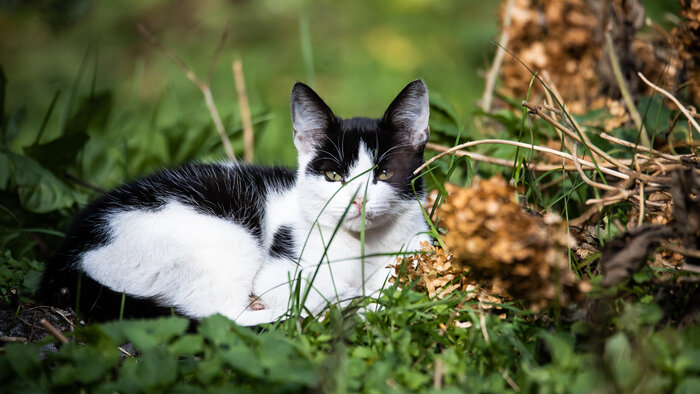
[80,81,432,326]
[80,143,429,326]
[80,202,271,324]
[252,143,430,322]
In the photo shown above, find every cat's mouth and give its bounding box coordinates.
[343,209,383,231]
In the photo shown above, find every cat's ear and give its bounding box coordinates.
[382,80,430,149]
[290,82,335,153]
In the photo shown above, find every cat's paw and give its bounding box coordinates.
[248,294,266,311]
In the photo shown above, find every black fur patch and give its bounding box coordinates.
[269,225,296,261]
[305,117,425,199]
[40,163,296,321]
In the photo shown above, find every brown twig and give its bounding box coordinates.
[427,142,575,170]
[585,193,629,206]
[638,72,700,135]
[540,71,588,155]
[417,140,630,180]
[567,204,602,227]
[137,23,237,162]
[479,310,490,343]
[118,346,134,357]
[680,264,700,274]
[40,319,69,344]
[604,32,650,147]
[480,0,515,112]
[638,183,645,226]
[571,141,623,192]
[206,20,231,85]
[599,132,680,162]
[661,243,700,259]
[501,369,520,392]
[29,306,76,331]
[233,58,254,163]
[0,336,27,343]
[433,358,443,389]
[522,101,629,169]
[427,142,637,171]
[63,172,107,194]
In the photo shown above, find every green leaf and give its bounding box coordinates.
[604,333,639,390]
[676,377,700,394]
[101,316,189,349]
[218,342,264,378]
[25,92,112,172]
[540,332,575,368]
[50,342,120,385]
[115,347,178,389]
[169,334,204,356]
[258,336,318,386]
[3,343,43,382]
[8,152,76,213]
[198,314,246,347]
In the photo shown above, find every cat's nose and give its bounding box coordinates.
[353,197,367,212]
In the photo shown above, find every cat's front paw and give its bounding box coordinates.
[248,294,265,311]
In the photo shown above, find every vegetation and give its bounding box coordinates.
[1,0,699,393]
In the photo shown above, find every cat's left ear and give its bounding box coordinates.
[382,80,430,149]
[290,82,335,154]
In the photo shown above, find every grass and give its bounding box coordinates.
[2,78,698,390]
[1,1,699,392]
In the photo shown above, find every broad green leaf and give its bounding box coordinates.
[50,342,120,385]
[9,152,75,213]
[101,316,189,349]
[676,377,700,394]
[25,92,112,172]
[3,343,43,381]
[540,332,575,368]
[169,334,204,356]
[604,333,639,390]
[218,343,264,378]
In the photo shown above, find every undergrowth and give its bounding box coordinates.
[1,38,699,392]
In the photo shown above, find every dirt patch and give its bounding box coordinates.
[0,304,76,344]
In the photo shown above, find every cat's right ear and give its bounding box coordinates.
[290,83,335,154]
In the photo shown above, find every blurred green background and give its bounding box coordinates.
[1,0,499,186]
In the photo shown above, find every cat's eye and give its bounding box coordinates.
[325,170,343,182]
[377,169,395,181]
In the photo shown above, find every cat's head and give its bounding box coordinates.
[291,80,429,232]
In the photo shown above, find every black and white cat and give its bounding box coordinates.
[41,80,431,325]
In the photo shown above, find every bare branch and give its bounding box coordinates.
[604,32,650,147]
[233,58,254,163]
[600,132,681,162]
[417,139,630,180]
[206,19,231,85]
[522,101,629,169]
[571,141,623,192]
[638,72,700,135]
[138,23,237,162]
[480,0,515,112]
[40,319,68,344]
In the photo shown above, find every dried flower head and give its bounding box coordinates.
[436,176,588,311]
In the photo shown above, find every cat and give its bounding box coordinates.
[40,80,432,326]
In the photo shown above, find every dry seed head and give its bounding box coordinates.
[437,176,586,311]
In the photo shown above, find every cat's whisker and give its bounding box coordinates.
[324,134,344,163]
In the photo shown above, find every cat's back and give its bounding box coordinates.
[106,162,294,216]
[40,162,296,318]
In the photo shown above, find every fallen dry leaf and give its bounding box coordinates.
[599,225,676,286]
